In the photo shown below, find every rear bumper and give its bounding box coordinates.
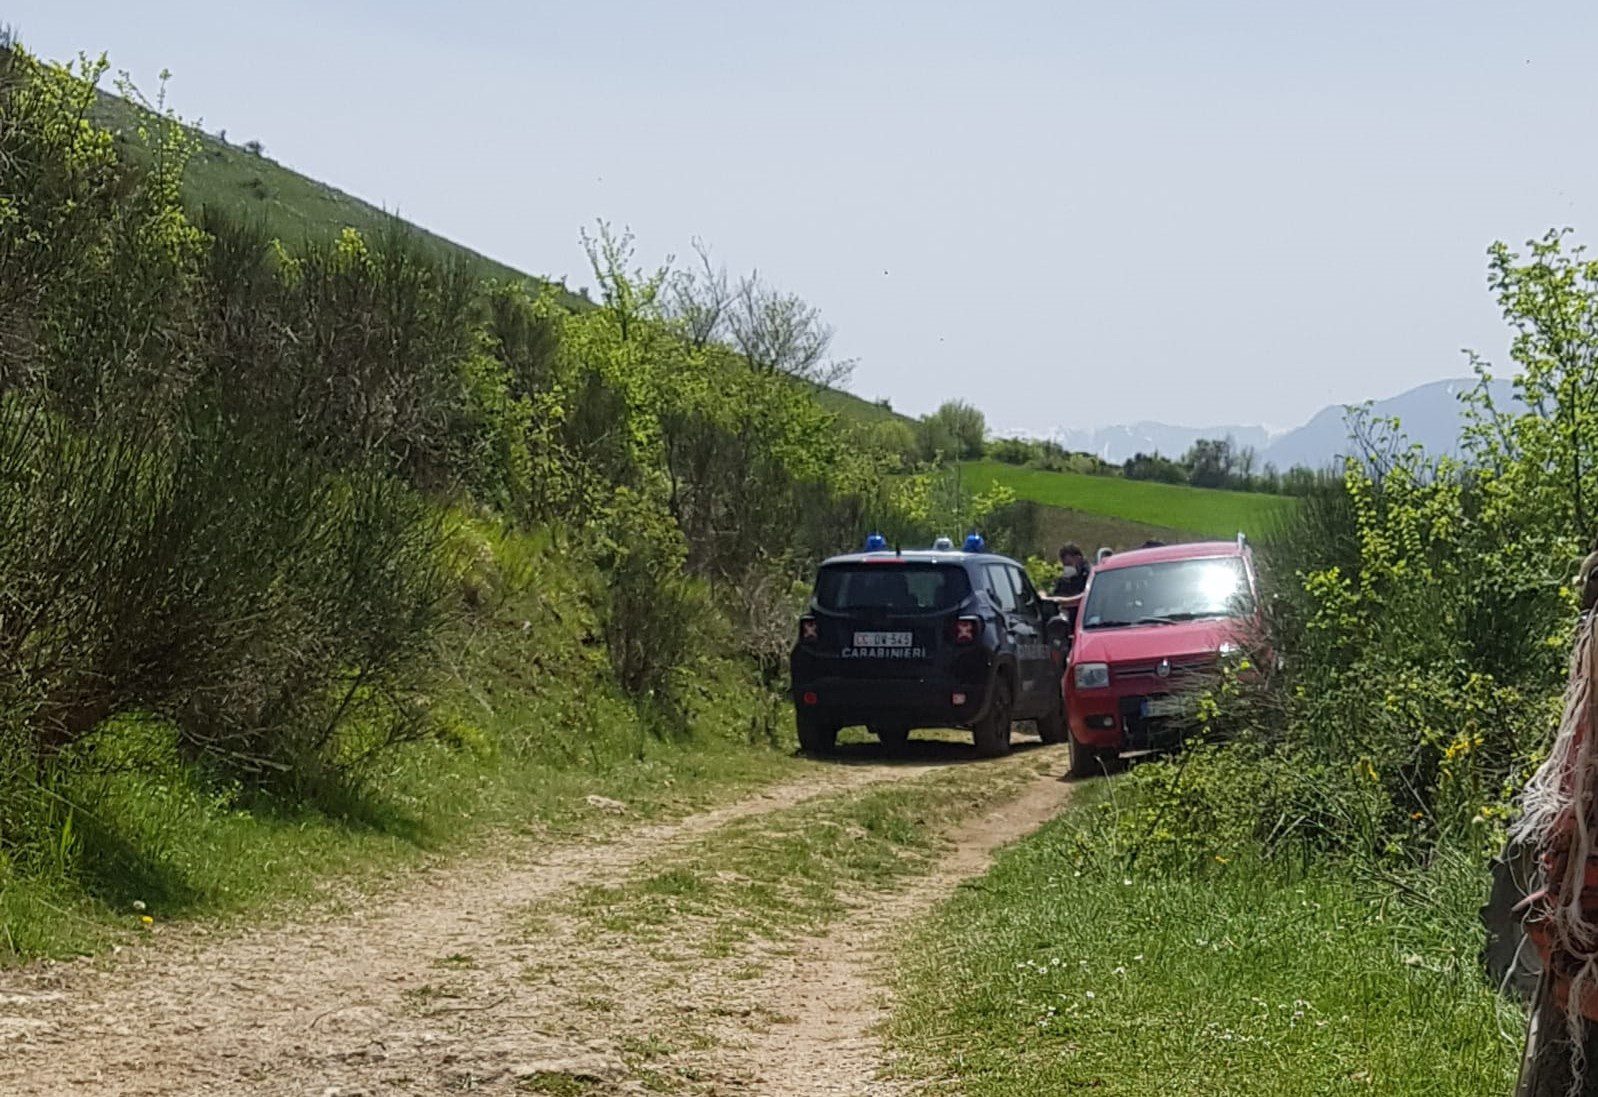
[791,675,991,728]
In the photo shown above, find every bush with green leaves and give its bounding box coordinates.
[1121,236,1598,878]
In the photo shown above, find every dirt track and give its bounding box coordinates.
[0,743,1072,1096]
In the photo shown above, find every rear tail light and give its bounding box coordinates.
[799,618,819,644]
[801,691,819,706]
[951,691,968,706]
[950,616,979,645]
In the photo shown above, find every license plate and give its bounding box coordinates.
[853,631,912,648]
[1141,695,1193,719]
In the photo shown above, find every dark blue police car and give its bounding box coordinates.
[789,534,1068,755]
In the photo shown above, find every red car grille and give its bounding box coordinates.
[1113,655,1216,681]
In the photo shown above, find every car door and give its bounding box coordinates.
[984,564,1041,715]
[1007,564,1054,715]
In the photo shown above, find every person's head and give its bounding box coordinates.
[1096,546,1114,563]
[1058,543,1085,568]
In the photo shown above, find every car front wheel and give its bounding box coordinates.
[1036,693,1069,745]
[1067,726,1118,777]
[1067,729,1119,779]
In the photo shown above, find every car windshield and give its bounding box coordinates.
[815,563,971,613]
[1082,556,1252,628]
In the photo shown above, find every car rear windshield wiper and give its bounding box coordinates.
[1084,619,1139,629]
[1144,611,1232,622]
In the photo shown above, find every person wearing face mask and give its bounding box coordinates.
[1051,543,1089,597]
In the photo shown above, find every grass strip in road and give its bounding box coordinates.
[549,747,1051,959]
[888,783,1521,1096]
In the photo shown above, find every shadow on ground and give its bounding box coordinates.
[805,732,1051,768]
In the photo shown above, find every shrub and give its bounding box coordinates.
[0,398,451,791]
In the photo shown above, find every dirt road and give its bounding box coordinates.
[0,743,1073,1095]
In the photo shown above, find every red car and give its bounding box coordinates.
[1062,539,1258,778]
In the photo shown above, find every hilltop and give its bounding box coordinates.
[91,91,590,308]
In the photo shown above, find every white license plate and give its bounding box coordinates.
[1141,695,1193,719]
[853,630,913,648]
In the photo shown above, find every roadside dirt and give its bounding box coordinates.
[0,744,1072,1096]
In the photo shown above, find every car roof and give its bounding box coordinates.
[820,550,1019,568]
[1094,540,1246,571]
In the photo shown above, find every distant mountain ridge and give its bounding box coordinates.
[1259,377,1515,469]
[1050,377,1517,469]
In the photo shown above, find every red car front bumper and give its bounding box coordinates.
[1065,658,1215,751]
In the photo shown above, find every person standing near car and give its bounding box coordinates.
[1052,543,1089,597]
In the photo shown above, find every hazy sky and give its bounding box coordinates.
[16,2,1598,434]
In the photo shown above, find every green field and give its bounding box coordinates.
[961,460,1296,540]
[1025,503,1192,557]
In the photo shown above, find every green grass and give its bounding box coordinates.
[888,784,1521,1096]
[961,460,1296,541]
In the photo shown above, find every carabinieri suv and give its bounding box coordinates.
[789,537,1067,756]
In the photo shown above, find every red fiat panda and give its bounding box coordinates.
[1062,539,1258,778]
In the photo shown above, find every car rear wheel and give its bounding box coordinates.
[973,677,1014,758]
[1067,729,1119,779]
[870,723,911,750]
[796,712,837,754]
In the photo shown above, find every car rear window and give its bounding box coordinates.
[815,563,971,613]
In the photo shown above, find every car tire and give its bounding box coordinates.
[1036,694,1069,745]
[1067,729,1118,779]
[796,712,837,754]
[973,677,1014,758]
[870,723,911,750]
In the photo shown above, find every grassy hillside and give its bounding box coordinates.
[813,387,915,428]
[92,92,927,427]
[91,92,591,307]
[961,460,1295,541]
